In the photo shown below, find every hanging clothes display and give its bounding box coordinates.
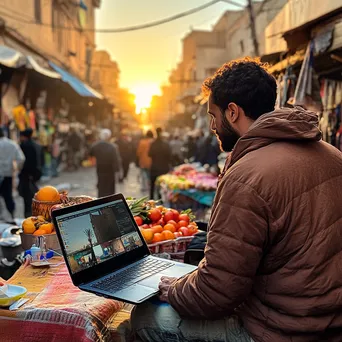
[12,104,29,131]
[320,78,342,151]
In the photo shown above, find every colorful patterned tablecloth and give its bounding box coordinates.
[0,257,133,341]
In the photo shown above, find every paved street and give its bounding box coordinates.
[2,164,146,221]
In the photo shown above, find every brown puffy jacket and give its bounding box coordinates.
[168,107,342,342]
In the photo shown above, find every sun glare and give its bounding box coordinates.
[131,83,160,114]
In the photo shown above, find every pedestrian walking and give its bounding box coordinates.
[18,128,42,218]
[116,133,132,181]
[0,127,25,222]
[67,127,81,171]
[169,135,184,166]
[51,133,61,177]
[149,127,172,199]
[136,130,153,191]
[90,129,121,197]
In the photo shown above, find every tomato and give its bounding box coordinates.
[187,225,198,235]
[163,210,174,222]
[179,214,190,223]
[171,209,180,222]
[178,220,188,228]
[173,232,182,238]
[151,225,163,234]
[163,223,176,233]
[167,220,179,229]
[148,208,162,222]
[156,218,165,226]
[134,216,143,226]
[179,227,190,236]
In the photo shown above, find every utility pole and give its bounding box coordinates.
[247,0,260,57]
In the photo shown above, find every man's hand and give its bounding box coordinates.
[158,276,177,303]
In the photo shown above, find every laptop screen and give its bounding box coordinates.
[55,199,144,274]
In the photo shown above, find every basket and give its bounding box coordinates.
[148,236,194,260]
[32,198,61,221]
[20,232,61,254]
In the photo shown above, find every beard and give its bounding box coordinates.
[214,115,240,152]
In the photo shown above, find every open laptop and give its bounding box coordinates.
[52,193,197,304]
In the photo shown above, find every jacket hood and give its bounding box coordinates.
[228,106,322,169]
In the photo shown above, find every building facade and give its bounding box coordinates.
[0,0,101,81]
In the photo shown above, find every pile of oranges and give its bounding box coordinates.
[135,207,198,244]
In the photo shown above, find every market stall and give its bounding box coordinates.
[156,164,218,220]
[0,185,202,341]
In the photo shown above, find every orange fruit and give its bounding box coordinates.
[39,223,54,234]
[36,186,60,202]
[151,225,163,234]
[152,233,164,243]
[162,230,175,241]
[178,220,188,228]
[140,228,154,244]
[22,217,36,234]
[33,229,47,236]
[163,223,176,233]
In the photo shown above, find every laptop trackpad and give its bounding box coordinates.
[138,274,164,289]
[114,284,157,303]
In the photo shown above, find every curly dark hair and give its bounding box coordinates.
[202,57,277,120]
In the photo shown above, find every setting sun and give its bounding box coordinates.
[131,83,160,114]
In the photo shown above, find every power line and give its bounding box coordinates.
[0,0,244,33]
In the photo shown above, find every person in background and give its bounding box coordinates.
[136,130,153,192]
[116,133,133,181]
[169,135,183,166]
[149,127,172,199]
[90,129,121,197]
[0,127,25,222]
[184,135,197,161]
[67,127,81,171]
[18,128,42,218]
[51,132,61,177]
[132,58,342,341]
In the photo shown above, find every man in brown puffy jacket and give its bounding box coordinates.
[131,58,342,342]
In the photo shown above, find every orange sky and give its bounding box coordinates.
[95,0,245,99]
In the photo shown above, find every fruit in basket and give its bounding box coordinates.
[171,209,180,222]
[39,223,54,234]
[151,225,163,234]
[161,230,175,241]
[164,210,174,223]
[179,214,190,223]
[148,208,162,222]
[33,229,47,236]
[163,223,176,233]
[36,186,61,202]
[179,227,190,236]
[187,225,198,235]
[152,233,164,243]
[174,232,182,238]
[22,217,37,234]
[167,220,179,230]
[140,228,154,244]
[134,216,143,226]
[178,220,188,228]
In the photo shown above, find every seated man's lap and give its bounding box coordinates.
[131,298,252,342]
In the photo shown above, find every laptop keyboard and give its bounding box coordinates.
[90,258,173,293]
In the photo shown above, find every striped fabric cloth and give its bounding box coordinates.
[0,257,134,341]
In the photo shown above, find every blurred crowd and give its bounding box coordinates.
[0,123,221,219]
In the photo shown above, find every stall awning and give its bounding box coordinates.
[0,45,26,68]
[49,62,103,99]
[27,56,61,79]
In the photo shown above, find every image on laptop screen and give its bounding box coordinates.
[55,199,144,274]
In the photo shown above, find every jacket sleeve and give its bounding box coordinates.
[168,179,270,319]
[15,143,25,171]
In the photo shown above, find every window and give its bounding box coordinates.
[34,0,42,23]
[240,40,245,53]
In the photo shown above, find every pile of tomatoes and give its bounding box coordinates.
[134,207,198,244]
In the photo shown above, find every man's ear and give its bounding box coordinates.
[227,102,239,123]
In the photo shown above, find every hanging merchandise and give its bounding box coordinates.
[12,104,29,131]
[28,110,36,131]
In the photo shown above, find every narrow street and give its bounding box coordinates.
[9,164,146,221]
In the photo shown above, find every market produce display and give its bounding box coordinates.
[156,163,217,191]
[21,185,94,249]
[128,197,198,245]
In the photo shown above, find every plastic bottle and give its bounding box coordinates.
[30,244,41,262]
